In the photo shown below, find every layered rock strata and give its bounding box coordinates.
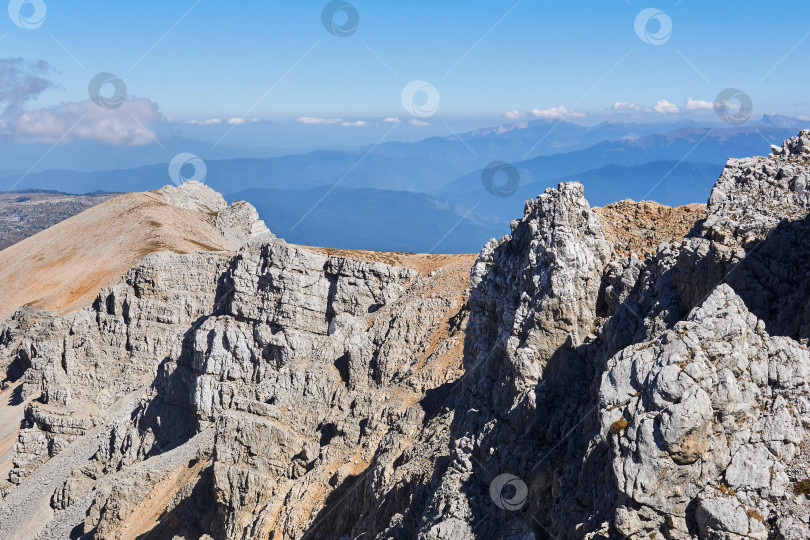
[1,133,810,539]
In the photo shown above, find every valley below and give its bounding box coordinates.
[0,191,118,251]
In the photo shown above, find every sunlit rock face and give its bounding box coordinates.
[2,134,810,539]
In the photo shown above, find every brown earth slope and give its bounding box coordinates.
[594,199,707,257]
[302,246,476,275]
[0,191,235,320]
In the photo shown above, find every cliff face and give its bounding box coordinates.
[413,130,809,540]
[0,226,474,539]
[0,132,809,540]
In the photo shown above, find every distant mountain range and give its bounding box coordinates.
[1,118,805,252]
[436,127,791,212]
[232,186,503,253]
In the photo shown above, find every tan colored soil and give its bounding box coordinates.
[0,191,235,320]
[594,200,707,257]
[121,458,208,539]
[300,247,476,275]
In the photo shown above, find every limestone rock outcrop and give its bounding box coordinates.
[0,225,472,538]
[1,133,810,539]
[158,181,273,246]
[602,284,810,538]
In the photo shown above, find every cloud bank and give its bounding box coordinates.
[685,98,714,111]
[500,106,586,121]
[652,99,679,114]
[613,98,717,115]
[297,117,343,125]
[612,101,646,112]
[0,58,164,146]
[531,105,586,119]
[5,98,163,146]
[0,58,55,112]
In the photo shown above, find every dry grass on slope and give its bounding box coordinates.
[594,200,707,258]
[0,191,235,320]
[301,246,477,276]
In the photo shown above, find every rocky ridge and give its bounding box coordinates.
[0,181,272,320]
[0,218,474,539]
[0,132,809,538]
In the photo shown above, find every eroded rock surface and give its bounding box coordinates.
[1,132,810,539]
[603,284,810,538]
[157,181,273,246]
[0,229,472,539]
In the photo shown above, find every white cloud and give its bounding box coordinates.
[341,120,368,127]
[612,102,644,112]
[226,117,245,125]
[383,117,401,123]
[504,110,524,120]
[531,105,585,120]
[409,118,431,127]
[799,115,810,121]
[685,98,714,111]
[187,118,222,125]
[296,116,343,125]
[0,60,163,146]
[4,98,164,146]
[653,99,679,114]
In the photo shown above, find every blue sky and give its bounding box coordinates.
[2,1,810,127]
